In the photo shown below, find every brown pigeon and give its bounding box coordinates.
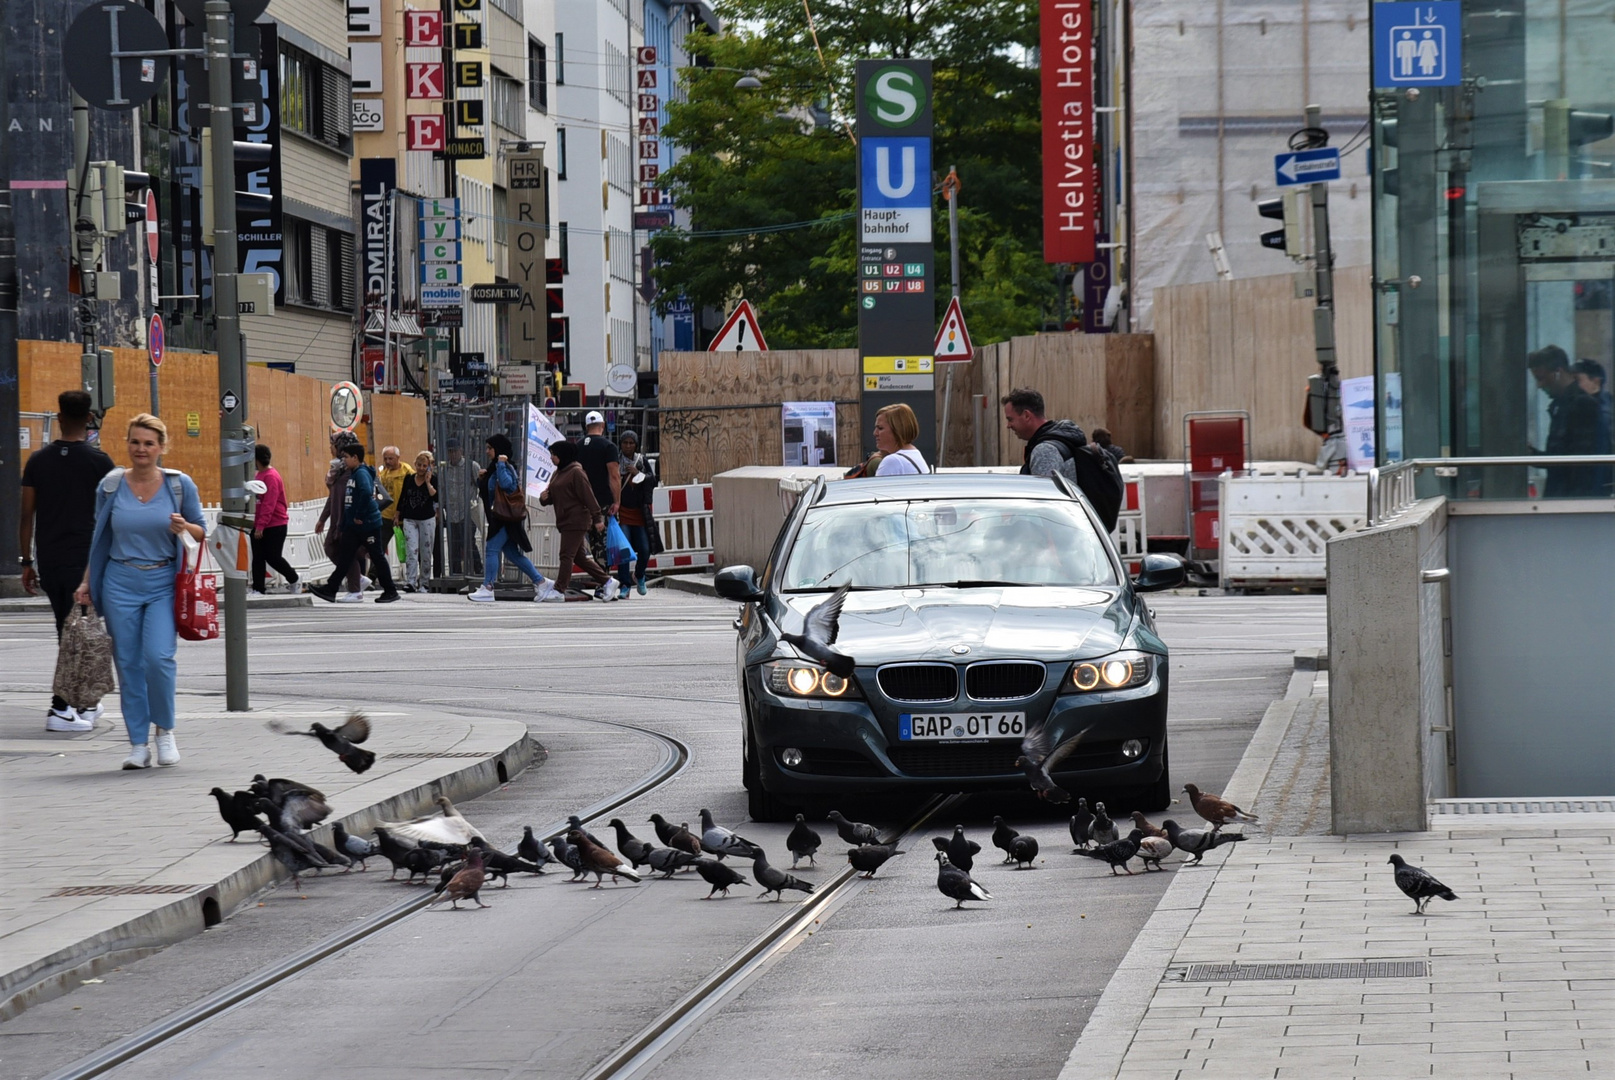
[668,821,703,856]
[568,829,642,888]
[1130,811,1168,840]
[1182,783,1260,833]
[428,847,489,910]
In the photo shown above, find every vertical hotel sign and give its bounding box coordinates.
[1042,0,1093,263]
[856,59,937,462]
[507,148,548,363]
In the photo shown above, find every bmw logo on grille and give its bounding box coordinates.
[950,645,970,655]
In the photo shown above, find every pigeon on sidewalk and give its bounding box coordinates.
[1069,799,1095,851]
[779,583,855,678]
[1389,854,1459,914]
[695,857,750,899]
[699,808,760,860]
[935,852,991,909]
[786,814,822,868]
[1129,829,1173,871]
[992,816,1021,863]
[827,810,881,846]
[752,852,814,901]
[608,818,654,868]
[847,844,903,878]
[1088,801,1119,846]
[209,788,264,842]
[1008,834,1040,869]
[1162,819,1247,865]
[1182,783,1260,833]
[1074,835,1141,876]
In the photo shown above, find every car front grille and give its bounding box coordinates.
[877,663,959,703]
[966,662,1046,701]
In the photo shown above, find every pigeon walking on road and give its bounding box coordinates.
[945,825,981,874]
[992,816,1021,863]
[608,818,654,868]
[209,788,264,842]
[699,808,760,860]
[786,814,822,868]
[847,844,903,878]
[827,810,881,847]
[550,833,587,881]
[1389,854,1459,914]
[373,827,417,880]
[266,712,376,774]
[517,826,553,869]
[1008,834,1040,869]
[566,815,605,848]
[668,821,703,856]
[1130,811,1168,840]
[1182,784,1260,833]
[647,846,701,878]
[1069,799,1094,851]
[403,845,446,884]
[1074,835,1141,876]
[1161,819,1247,865]
[648,813,681,847]
[1014,721,1090,803]
[468,838,545,885]
[778,583,855,678]
[695,857,750,899]
[752,852,814,901]
[332,823,378,870]
[1089,802,1119,846]
[568,829,642,888]
[935,853,991,909]
[428,847,489,910]
[1129,829,1173,871]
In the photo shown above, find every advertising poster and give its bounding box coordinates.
[782,402,837,467]
[526,404,566,498]
[1341,375,1376,471]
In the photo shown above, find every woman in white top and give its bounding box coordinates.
[872,403,929,475]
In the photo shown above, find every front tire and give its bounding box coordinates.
[742,709,797,822]
[1130,741,1172,812]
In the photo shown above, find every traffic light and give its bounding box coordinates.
[199,131,275,245]
[1258,191,1304,257]
[545,257,568,374]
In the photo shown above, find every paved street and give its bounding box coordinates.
[0,589,1321,1078]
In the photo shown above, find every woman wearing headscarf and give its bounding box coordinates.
[539,439,615,601]
[613,429,657,597]
[467,433,557,603]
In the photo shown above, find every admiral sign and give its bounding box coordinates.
[359,159,395,305]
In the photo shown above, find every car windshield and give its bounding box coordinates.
[781,498,1117,591]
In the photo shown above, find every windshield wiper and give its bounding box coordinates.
[910,580,1043,589]
[782,584,888,593]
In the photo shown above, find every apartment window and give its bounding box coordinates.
[282,220,352,310]
[556,127,567,180]
[279,44,351,150]
[608,227,632,282]
[555,33,564,85]
[606,135,631,195]
[559,222,568,272]
[490,72,522,136]
[604,41,629,106]
[527,38,547,111]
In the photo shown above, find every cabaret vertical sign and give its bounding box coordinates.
[1042,0,1093,263]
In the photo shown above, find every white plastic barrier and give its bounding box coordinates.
[1218,472,1367,587]
[1114,479,1146,574]
[200,498,334,592]
[647,484,714,572]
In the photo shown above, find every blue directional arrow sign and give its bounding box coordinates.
[1275,147,1341,187]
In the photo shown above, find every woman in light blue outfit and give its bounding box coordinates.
[75,414,206,770]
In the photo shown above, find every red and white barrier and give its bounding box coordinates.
[647,483,715,572]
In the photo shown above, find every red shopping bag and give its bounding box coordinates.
[174,535,219,641]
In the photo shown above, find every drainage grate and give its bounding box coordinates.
[1431,797,1615,815]
[382,752,493,759]
[1183,961,1429,982]
[49,884,205,897]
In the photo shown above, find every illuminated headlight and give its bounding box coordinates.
[764,662,859,700]
[1065,652,1154,694]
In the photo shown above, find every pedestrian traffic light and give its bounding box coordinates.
[1258,191,1304,257]
[545,257,568,373]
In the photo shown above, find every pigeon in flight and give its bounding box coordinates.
[1074,834,1141,875]
[428,847,489,910]
[1161,819,1246,865]
[1008,834,1040,869]
[699,808,760,860]
[991,816,1021,863]
[253,821,334,887]
[1182,784,1260,833]
[378,796,486,846]
[209,788,264,842]
[779,583,855,678]
[1069,799,1094,851]
[517,826,553,869]
[1389,854,1459,914]
[935,852,991,909]
[568,829,642,888]
[786,814,822,868]
[647,846,701,878]
[846,843,903,878]
[827,810,881,846]
[695,857,750,898]
[608,818,654,868]
[266,712,375,774]
[1014,722,1090,803]
[752,852,814,901]
[250,776,331,831]
[1128,829,1173,871]
[332,823,378,870]
[1088,801,1119,846]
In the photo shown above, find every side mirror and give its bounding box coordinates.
[714,564,765,602]
[1132,553,1188,593]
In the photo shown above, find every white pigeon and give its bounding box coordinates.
[377,795,486,845]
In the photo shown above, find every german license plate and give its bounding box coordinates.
[899,712,1026,741]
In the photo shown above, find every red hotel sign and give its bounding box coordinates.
[1042,0,1093,264]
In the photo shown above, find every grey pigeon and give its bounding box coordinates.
[646,846,701,878]
[935,852,991,909]
[566,814,605,848]
[847,843,902,877]
[778,583,855,677]
[1008,834,1040,869]
[1128,829,1173,871]
[945,825,980,873]
[249,776,331,828]
[1389,854,1458,914]
[752,852,815,901]
[827,810,881,846]
[1069,799,1094,851]
[1162,818,1246,865]
[1074,835,1140,875]
[517,826,552,868]
[253,821,333,887]
[786,814,822,868]
[332,823,378,870]
[1089,801,1119,846]
[699,808,760,860]
[991,816,1020,863]
[609,818,654,868]
[1014,721,1090,803]
[550,834,587,881]
[694,857,750,898]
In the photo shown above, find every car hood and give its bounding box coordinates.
[774,587,1135,665]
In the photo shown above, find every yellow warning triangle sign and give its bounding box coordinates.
[933,296,974,362]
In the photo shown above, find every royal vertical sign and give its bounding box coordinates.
[1042,0,1094,264]
[507,149,548,364]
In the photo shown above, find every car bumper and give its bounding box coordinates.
[745,664,1169,798]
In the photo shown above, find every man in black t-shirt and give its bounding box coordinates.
[20,390,116,731]
[576,410,621,515]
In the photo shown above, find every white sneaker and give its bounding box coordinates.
[154,729,180,766]
[46,707,94,733]
[123,744,152,770]
[468,584,496,603]
[532,579,557,603]
[336,591,364,603]
[360,575,373,592]
[289,581,304,594]
[78,702,105,724]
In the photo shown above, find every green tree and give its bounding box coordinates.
[651,0,1056,348]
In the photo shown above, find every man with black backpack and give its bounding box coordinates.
[1001,388,1125,532]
